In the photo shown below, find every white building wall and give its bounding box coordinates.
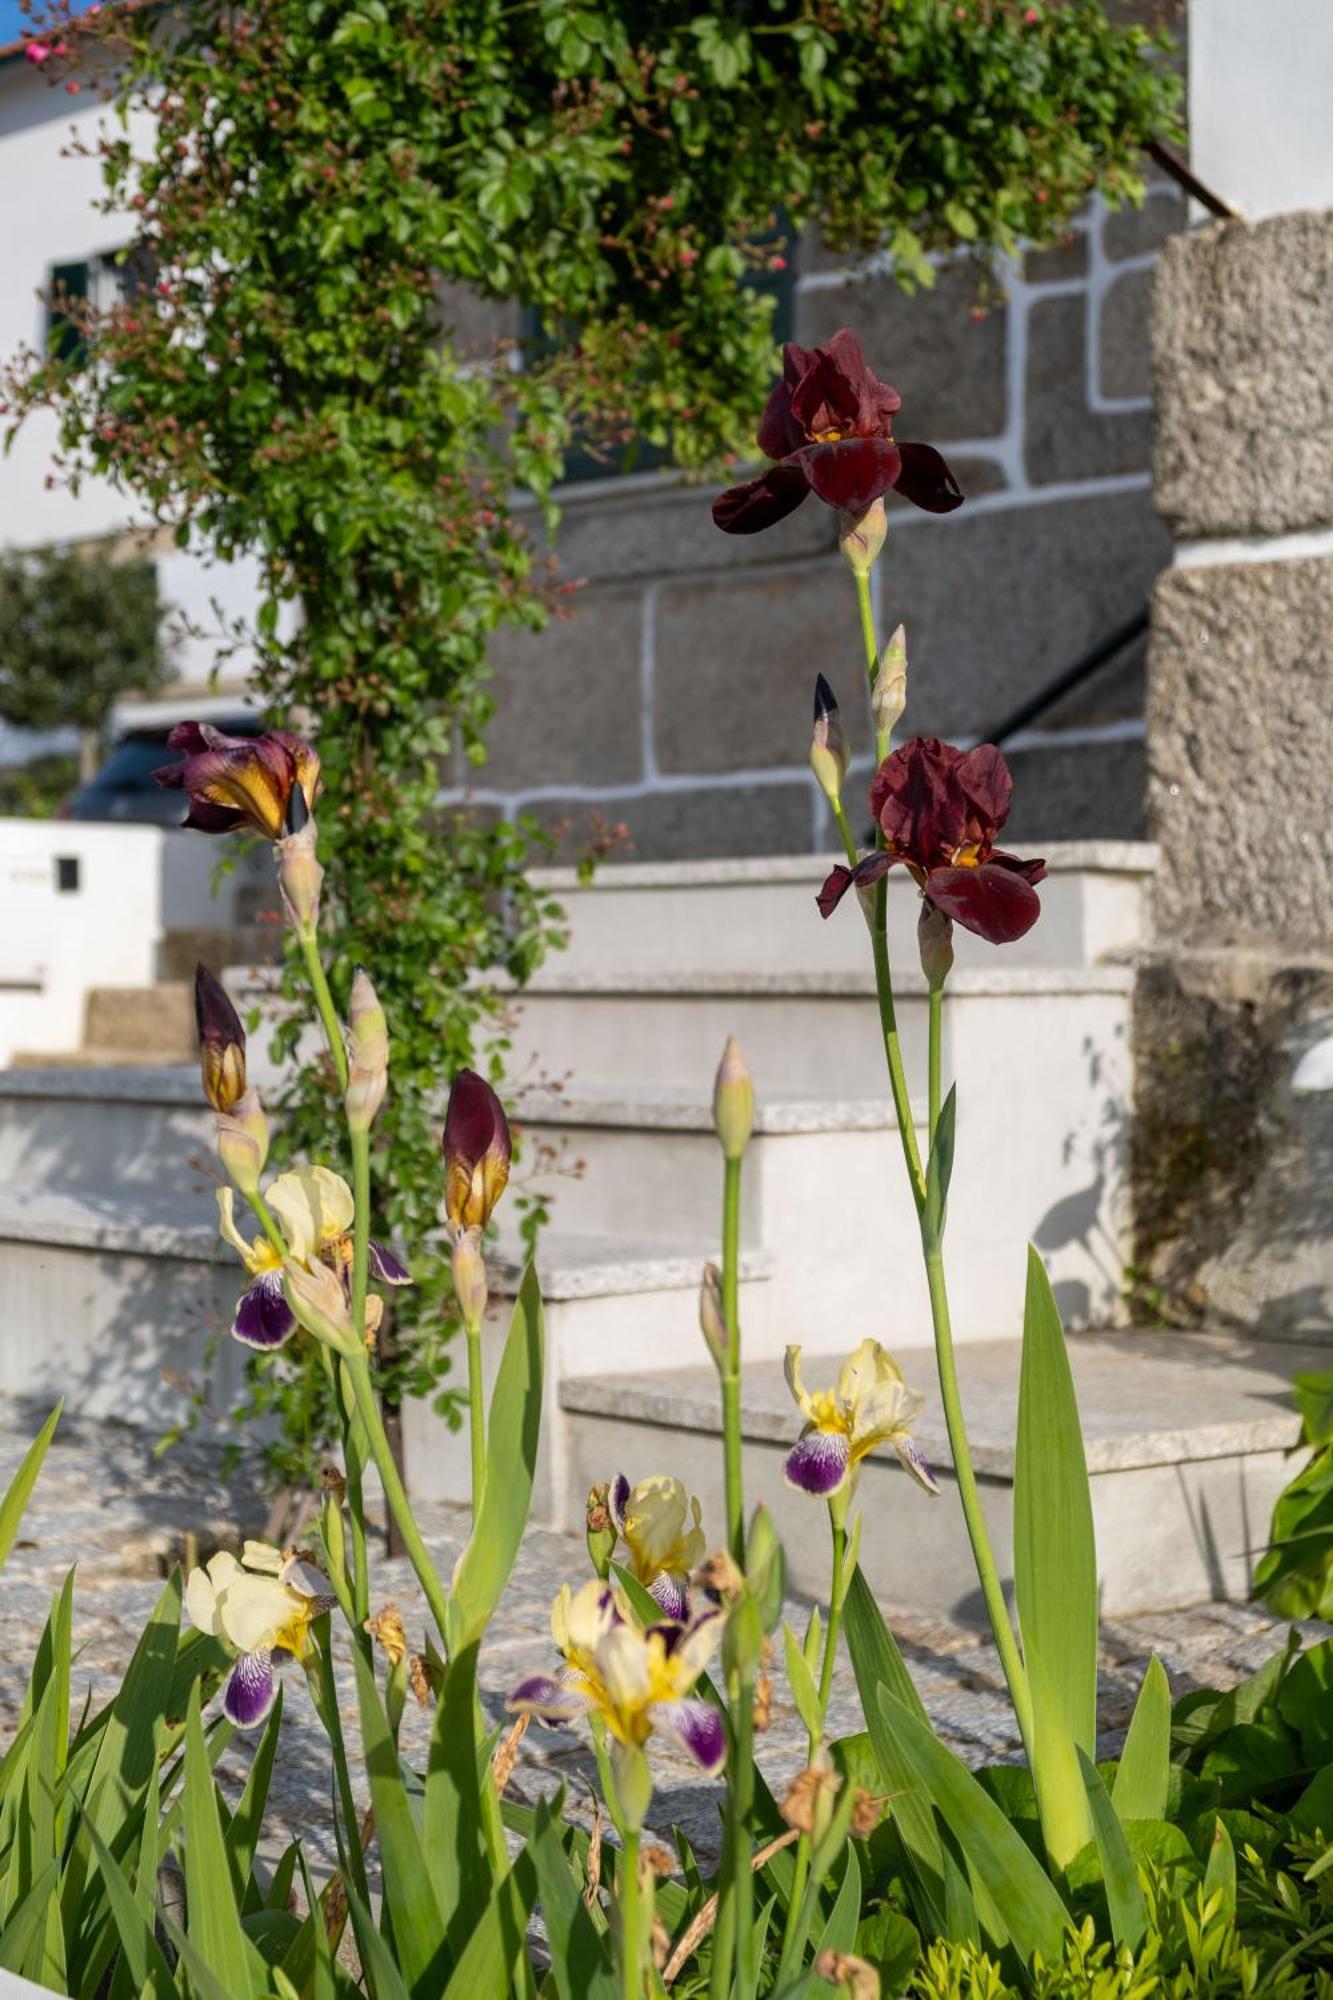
[1190,0,1333,221]
[0,56,263,719]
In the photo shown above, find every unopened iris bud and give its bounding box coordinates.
[281,1257,357,1354]
[815,1948,880,1998]
[810,674,848,810]
[215,1087,270,1198]
[838,497,887,579]
[699,1262,727,1369]
[585,1483,617,1579]
[451,1227,488,1333]
[277,815,323,936]
[872,624,908,751]
[345,967,389,1132]
[746,1502,786,1634]
[194,964,247,1114]
[712,1036,754,1162]
[442,1070,511,1232]
[918,903,954,991]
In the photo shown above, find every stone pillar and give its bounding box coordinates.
[1140,207,1333,1336]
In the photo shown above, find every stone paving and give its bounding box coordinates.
[0,1409,1308,1879]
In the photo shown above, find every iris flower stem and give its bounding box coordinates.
[347,1125,374,1624]
[720,1156,745,1567]
[924,1246,1034,1749]
[927,988,943,1144]
[620,1825,644,2000]
[829,797,859,871]
[465,1319,486,1521]
[729,1679,757,1998]
[247,1188,287,1260]
[343,1351,451,1649]
[854,567,879,692]
[852,554,1031,1745]
[297,927,350,1097]
[776,1512,849,1983]
[312,1615,370,1908]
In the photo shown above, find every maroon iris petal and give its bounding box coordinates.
[368,1241,411,1286]
[232,1271,296,1350]
[784,1428,851,1496]
[990,848,1047,887]
[712,460,812,535]
[925,865,1042,944]
[956,743,1014,830]
[223,1649,278,1728]
[796,436,902,516]
[816,850,893,920]
[755,368,801,460]
[893,441,965,515]
[648,1697,727,1775]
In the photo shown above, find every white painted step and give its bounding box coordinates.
[0,1177,768,1469]
[557,1330,1318,1616]
[529,841,1155,981]
[499,962,1133,1098]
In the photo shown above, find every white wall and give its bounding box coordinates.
[1191,0,1333,221]
[0,59,264,716]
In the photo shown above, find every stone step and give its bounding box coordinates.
[499,962,1134,1098]
[0,1048,1131,1351]
[83,983,195,1060]
[0,1179,767,1491]
[555,1329,1318,1617]
[529,842,1156,981]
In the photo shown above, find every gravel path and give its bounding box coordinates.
[0,1407,1305,1877]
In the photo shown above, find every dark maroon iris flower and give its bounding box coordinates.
[712,328,964,535]
[818,737,1045,946]
[155,722,321,839]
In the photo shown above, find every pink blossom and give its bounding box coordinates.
[25,41,52,63]
[1024,6,1040,19]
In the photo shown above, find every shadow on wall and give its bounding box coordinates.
[1132,955,1333,1342]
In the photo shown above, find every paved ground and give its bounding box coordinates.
[0,1408,1309,1878]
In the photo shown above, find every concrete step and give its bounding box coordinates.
[499,962,1134,1098]
[0,1046,1132,1351]
[10,1046,198,1070]
[529,841,1155,981]
[0,1177,767,1476]
[556,1329,1319,1616]
[83,983,195,1061]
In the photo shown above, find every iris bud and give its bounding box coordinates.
[194,964,247,1114]
[215,1088,270,1198]
[282,1257,357,1354]
[585,1483,617,1579]
[837,496,887,578]
[746,1502,786,1634]
[451,1227,488,1333]
[443,1070,512,1232]
[277,816,324,935]
[872,625,908,750]
[610,1738,653,1833]
[712,1036,754,1163]
[918,903,954,991]
[345,966,389,1132]
[810,674,848,811]
[699,1262,727,1369]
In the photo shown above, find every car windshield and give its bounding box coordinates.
[90,738,178,791]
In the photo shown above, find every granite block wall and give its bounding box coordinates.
[458,183,1183,861]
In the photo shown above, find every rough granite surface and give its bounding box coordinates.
[1148,558,1333,951]
[0,1410,1311,1884]
[1153,211,1333,539]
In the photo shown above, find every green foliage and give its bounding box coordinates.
[0,546,167,760]
[1254,1368,1333,1621]
[0,754,79,820]
[4,0,1180,1483]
